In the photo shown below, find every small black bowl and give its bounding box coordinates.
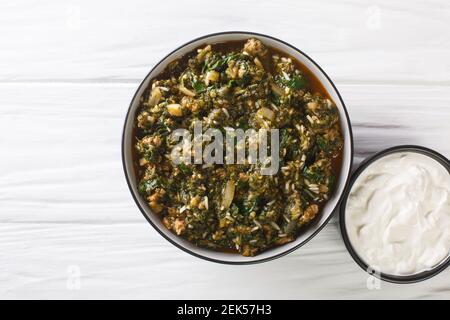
[339,145,450,283]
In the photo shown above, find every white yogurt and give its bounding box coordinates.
[345,151,450,276]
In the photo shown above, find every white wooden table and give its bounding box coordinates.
[1,0,449,299]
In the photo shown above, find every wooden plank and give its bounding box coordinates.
[1,0,450,299]
[0,222,448,299]
[1,0,449,83]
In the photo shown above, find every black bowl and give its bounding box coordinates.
[339,145,450,283]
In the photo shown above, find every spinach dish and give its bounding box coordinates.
[134,39,343,256]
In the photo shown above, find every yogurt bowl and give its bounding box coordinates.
[340,145,450,283]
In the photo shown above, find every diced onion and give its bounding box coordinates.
[196,45,211,62]
[270,83,284,96]
[254,57,264,70]
[179,85,196,97]
[205,70,219,85]
[166,103,183,116]
[221,180,235,209]
[306,101,319,111]
[148,87,162,106]
[257,107,275,121]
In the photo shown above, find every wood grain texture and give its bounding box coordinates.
[0,0,449,299]
[1,0,450,84]
[1,222,449,299]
